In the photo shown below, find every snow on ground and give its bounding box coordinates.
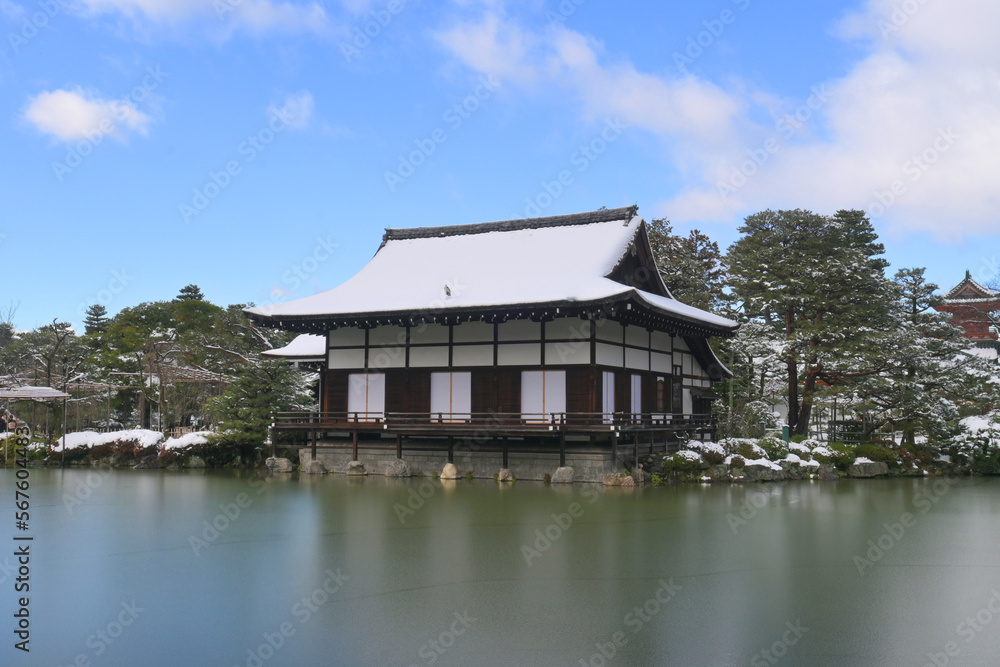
[51,429,164,452]
[782,453,802,464]
[161,431,212,450]
[961,414,995,434]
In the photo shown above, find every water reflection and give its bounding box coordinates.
[3,470,1000,666]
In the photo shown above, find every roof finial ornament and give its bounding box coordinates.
[966,269,972,280]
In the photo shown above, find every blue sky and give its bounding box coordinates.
[2,0,997,331]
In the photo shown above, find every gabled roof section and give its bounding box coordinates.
[262,334,326,361]
[944,270,1000,302]
[245,207,737,336]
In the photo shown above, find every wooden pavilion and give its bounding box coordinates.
[247,206,738,479]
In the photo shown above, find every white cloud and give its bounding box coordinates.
[23,88,152,142]
[0,0,25,20]
[437,1,1000,241]
[435,16,744,144]
[267,90,314,130]
[76,0,329,36]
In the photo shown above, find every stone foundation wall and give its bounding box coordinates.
[299,441,616,483]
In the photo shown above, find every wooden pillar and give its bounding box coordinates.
[269,426,277,458]
[559,432,566,467]
[649,432,654,458]
[351,431,358,461]
[502,437,508,468]
[447,436,454,464]
[611,432,618,469]
[310,429,317,461]
[396,434,402,459]
[634,435,638,470]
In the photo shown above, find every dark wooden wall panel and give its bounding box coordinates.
[406,370,431,414]
[324,371,348,413]
[566,367,594,422]
[496,369,520,414]
[471,369,495,414]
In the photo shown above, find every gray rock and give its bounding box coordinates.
[552,466,575,484]
[301,460,327,475]
[440,462,459,480]
[707,464,730,481]
[184,455,207,469]
[496,468,513,482]
[743,462,786,482]
[384,459,412,478]
[848,461,890,478]
[346,460,366,476]
[265,456,294,473]
[132,455,161,470]
[817,463,839,481]
[632,467,652,486]
[779,460,803,481]
[620,475,636,488]
[603,472,623,486]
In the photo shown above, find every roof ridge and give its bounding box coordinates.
[381,206,639,245]
[945,274,999,299]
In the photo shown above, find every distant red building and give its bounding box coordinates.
[937,271,1000,342]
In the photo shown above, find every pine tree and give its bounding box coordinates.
[728,209,896,436]
[646,218,727,312]
[84,304,109,335]
[176,284,205,301]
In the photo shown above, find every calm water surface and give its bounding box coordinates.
[2,469,999,666]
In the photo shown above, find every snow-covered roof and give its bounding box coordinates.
[0,386,71,400]
[246,207,737,336]
[943,271,1000,302]
[262,334,326,361]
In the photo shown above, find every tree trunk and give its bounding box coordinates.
[796,369,819,436]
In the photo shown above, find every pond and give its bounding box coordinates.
[2,469,999,666]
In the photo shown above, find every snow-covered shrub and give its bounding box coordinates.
[951,414,1000,474]
[720,438,766,460]
[662,450,704,474]
[685,440,726,465]
[855,444,899,466]
[758,436,788,461]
